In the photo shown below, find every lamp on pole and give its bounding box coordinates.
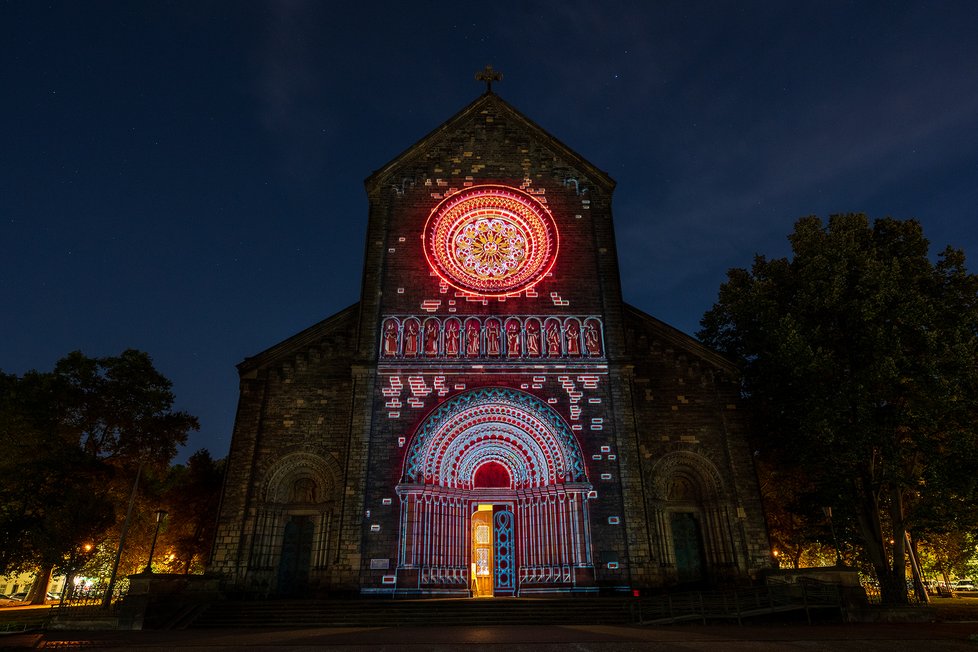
[143,509,168,574]
[65,542,93,603]
[822,506,843,567]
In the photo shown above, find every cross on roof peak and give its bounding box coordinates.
[475,65,503,93]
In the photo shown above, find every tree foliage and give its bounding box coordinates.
[53,349,196,468]
[157,449,224,574]
[0,350,198,602]
[699,214,978,603]
[0,371,114,578]
[916,531,977,587]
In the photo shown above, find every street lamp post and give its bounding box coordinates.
[822,506,843,567]
[143,509,168,574]
[64,542,93,603]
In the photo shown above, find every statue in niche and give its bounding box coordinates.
[404,320,419,356]
[667,476,696,501]
[584,320,601,356]
[526,321,541,356]
[424,320,439,355]
[565,321,581,355]
[466,321,480,356]
[445,320,460,356]
[290,477,317,503]
[383,320,399,356]
[546,321,561,356]
[486,321,500,355]
[506,321,520,356]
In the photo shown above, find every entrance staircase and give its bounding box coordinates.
[173,581,853,629]
[189,597,635,628]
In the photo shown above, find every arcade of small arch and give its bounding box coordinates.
[381,315,604,359]
[395,388,594,593]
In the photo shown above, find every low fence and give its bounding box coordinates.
[633,580,848,625]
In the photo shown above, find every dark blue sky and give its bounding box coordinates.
[4,1,977,462]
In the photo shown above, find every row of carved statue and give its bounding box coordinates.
[381,315,604,358]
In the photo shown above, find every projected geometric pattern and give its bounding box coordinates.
[424,185,558,296]
[396,386,594,593]
[380,315,604,359]
[402,387,587,487]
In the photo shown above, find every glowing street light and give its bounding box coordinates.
[65,541,95,602]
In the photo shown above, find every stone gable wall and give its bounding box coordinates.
[210,312,365,591]
[621,312,771,585]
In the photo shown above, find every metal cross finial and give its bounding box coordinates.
[475,65,503,93]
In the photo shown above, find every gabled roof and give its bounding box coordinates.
[623,302,740,376]
[364,91,615,193]
[238,302,359,374]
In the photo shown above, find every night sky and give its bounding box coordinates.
[4,2,977,462]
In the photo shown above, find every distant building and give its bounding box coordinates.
[1,572,65,599]
[210,84,770,597]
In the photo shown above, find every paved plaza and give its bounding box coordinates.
[3,622,978,651]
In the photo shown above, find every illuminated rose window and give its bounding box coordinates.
[424,185,558,296]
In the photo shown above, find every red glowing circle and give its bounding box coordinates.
[423,185,558,296]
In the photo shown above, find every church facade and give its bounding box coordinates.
[209,88,770,597]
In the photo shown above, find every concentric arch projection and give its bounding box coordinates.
[423,185,559,297]
[401,387,587,488]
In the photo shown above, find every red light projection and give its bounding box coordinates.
[379,315,605,359]
[423,185,558,297]
[473,461,511,488]
[396,388,594,595]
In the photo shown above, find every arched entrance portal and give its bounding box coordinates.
[395,388,594,596]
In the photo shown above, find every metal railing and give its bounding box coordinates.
[633,580,847,625]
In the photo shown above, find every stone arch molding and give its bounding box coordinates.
[402,387,587,488]
[263,452,342,504]
[650,451,724,502]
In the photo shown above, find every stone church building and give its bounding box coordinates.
[210,83,770,597]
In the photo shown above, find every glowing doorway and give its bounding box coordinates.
[470,504,516,598]
[471,505,494,597]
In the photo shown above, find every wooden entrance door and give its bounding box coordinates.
[493,508,515,595]
[277,515,313,596]
[671,511,705,584]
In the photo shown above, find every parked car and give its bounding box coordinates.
[954,580,977,591]
[0,593,20,607]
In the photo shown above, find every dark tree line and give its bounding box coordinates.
[700,214,978,604]
[0,350,220,604]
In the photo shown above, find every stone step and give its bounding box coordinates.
[189,598,635,628]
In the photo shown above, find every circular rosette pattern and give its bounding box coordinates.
[424,185,558,296]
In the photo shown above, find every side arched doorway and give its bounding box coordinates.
[649,452,741,586]
[247,453,340,597]
[395,387,594,596]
